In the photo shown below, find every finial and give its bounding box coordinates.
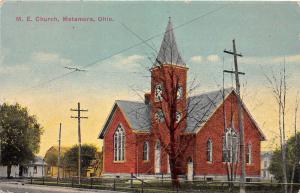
[168,16,171,22]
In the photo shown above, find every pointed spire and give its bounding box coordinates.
[154,17,185,66]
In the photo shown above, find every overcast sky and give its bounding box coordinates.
[1,1,300,155]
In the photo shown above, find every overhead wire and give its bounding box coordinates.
[17,3,231,94]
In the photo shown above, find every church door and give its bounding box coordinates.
[155,141,161,174]
[187,158,193,181]
[167,155,170,174]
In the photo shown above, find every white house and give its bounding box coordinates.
[261,151,274,181]
[0,156,46,178]
[22,156,46,177]
[0,165,19,177]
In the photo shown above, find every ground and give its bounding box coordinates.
[0,180,124,193]
[1,178,300,193]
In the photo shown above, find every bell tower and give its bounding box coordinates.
[150,18,189,130]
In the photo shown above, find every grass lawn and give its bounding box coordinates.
[28,177,298,193]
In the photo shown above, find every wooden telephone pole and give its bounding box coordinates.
[71,103,88,185]
[0,126,2,164]
[57,123,62,180]
[224,39,246,193]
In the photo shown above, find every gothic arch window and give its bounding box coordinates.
[155,109,165,123]
[155,84,163,102]
[176,111,182,123]
[143,141,150,161]
[156,140,161,150]
[207,139,213,162]
[246,142,252,164]
[177,85,183,99]
[114,124,125,161]
[222,128,239,163]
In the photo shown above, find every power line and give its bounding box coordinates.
[118,21,158,55]
[17,4,231,93]
[18,71,75,94]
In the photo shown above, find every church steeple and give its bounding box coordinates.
[150,18,188,139]
[154,17,185,66]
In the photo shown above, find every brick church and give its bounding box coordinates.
[98,19,266,181]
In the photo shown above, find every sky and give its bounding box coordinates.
[1,1,300,156]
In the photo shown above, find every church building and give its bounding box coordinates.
[98,19,266,181]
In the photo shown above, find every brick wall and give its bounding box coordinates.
[102,73,262,178]
[191,92,262,177]
[103,107,137,174]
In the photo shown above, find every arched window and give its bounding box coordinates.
[246,142,252,164]
[155,109,165,123]
[156,140,161,150]
[207,139,213,162]
[176,111,182,123]
[143,141,149,161]
[114,125,125,161]
[155,84,163,102]
[222,128,239,163]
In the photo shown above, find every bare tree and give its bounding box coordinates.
[150,64,226,187]
[264,63,288,193]
[222,86,240,191]
[290,94,299,193]
[122,18,234,188]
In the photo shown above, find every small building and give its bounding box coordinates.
[260,151,274,181]
[44,145,101,178]
[0,165,19,178]
[0,156,45,178]
[44,146,69,177]
[21,156,46,178]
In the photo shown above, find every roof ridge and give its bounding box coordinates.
[188,87,234,98]
[116,99,144,104]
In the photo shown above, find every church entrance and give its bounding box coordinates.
[155,141,161,174]
[167,155,170,173]
[187,158,193,181]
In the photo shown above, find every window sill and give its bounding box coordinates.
[113,160,126,163]
[143,160,150,163]
[222,161,238,164]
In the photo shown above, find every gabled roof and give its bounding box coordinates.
[186,88,233,132]
[261,151,273,157]
[116,100,151,132]
[154,18,185,66]
[44,146,69,158]
[32,156,46,166]
[98,100,151,139]
[45,146,69,154]
[23,156,47,166]
[98,88,266,141]
[187,88,266,140]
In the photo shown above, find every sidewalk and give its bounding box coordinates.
[0,181,126,193]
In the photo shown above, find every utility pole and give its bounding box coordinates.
[224,39,246,193]
[0,126,2,164]
[71,102,88,186]
[57,123,62,181]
